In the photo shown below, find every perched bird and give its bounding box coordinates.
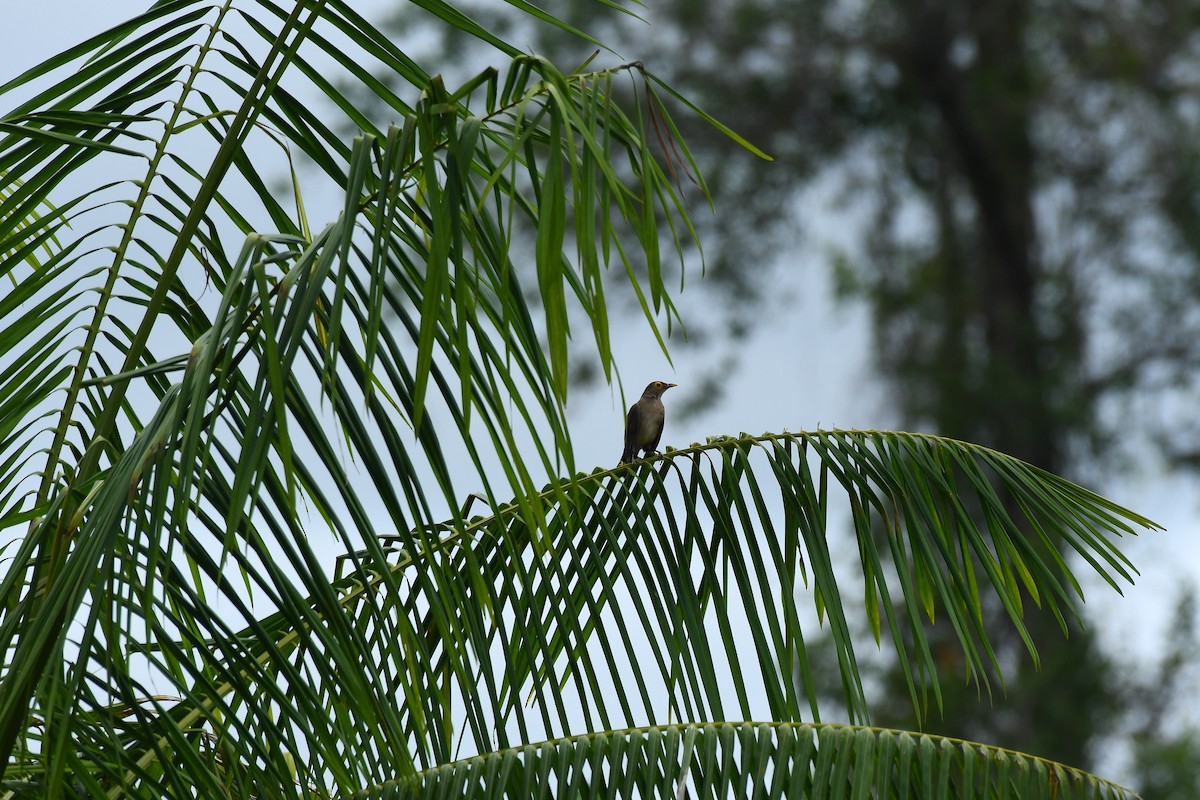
[620,380,677,464]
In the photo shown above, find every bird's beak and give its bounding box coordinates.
[668,383,678,388]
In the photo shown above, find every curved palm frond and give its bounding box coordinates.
[395,721,1137,800]
[269,432,1156,765]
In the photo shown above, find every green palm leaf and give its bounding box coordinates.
[401,722,1136,800]
[312,432,1151,761]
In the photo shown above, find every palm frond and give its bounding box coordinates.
[319,432,1156,758]
[398,721,1138,800]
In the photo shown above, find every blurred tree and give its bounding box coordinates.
[383,0,1200,785]
[1120,587,1200,799]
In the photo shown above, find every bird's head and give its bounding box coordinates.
[643,380,677,398]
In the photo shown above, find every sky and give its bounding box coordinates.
[5,0,1199,786]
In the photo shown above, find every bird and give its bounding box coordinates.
[620,380,677,464]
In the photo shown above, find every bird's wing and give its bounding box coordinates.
[645,403,665,452]
[621,402,643,462]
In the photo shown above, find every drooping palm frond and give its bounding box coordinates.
[180,431,1149,781]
